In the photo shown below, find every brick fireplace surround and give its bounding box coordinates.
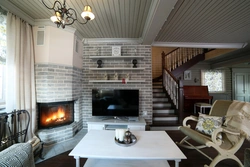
[34,42,152,150]
[35,64,83,144]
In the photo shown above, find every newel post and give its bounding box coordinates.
[178,79,184,124]
[161,51,166,83]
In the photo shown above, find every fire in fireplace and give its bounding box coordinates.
[38,101,74,129]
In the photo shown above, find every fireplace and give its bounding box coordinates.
[38,101,74,129]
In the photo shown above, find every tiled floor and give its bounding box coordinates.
[35,129,87,164]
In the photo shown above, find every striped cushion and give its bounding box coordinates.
[0,143,35,167]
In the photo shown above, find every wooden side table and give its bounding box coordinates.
[194,103,212,114]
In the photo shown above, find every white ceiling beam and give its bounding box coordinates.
[141,0,177,45]
[82,38,142,44]
[152,42,248,49]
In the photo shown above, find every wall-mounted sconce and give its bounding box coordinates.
[194,77,200,83]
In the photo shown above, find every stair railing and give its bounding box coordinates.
[161,47,203,123]
[162,68,183,123]
[164,48,203,71]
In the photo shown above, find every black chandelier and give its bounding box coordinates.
[41,0,95,29]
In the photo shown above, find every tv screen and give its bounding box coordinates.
[92,89,139,117]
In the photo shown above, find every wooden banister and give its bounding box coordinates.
[161,47,206,123]
[162,68,184,123]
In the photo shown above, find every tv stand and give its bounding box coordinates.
[100,116,127,121]
[87,117,146,132]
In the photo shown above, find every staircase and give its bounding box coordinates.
[151,81,179,129]
[150,48,209,129]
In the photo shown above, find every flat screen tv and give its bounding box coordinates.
[92,89,139,117]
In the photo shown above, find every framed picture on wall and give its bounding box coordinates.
[184,70,192,80]
[112,46,121,56]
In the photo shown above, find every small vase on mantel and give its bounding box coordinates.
[114,72,118,80]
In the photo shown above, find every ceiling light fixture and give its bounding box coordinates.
[41,0,95,29]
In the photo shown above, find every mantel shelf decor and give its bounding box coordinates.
[88,80,145,83]
[112,46,121,56]
[89,56,144,59]
[89,67,145,70]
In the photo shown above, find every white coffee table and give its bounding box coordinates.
[69,130,186,167]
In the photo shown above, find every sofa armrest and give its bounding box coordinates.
[0,143,35,167]
[183,115,198,127]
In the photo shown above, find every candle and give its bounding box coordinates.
[115,129,119,140]
[115,129,125,142]
[119,129,125,142]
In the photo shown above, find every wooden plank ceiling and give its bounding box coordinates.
[1,0,250,46]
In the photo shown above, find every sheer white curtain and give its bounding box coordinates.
[6,12,36,140]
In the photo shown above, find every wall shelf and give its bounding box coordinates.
[89,67,145,70]
[89,56,144,59]
[89,80,145,83]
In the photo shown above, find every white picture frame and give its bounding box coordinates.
[184,70,192,80]
[112,46,121,56]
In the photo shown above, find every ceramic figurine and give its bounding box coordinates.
[97,59,102,68]
[132,59,137,68]
[125,73,129,80]
[103,73,108,80]
[114,72,118,80]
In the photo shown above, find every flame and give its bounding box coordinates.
[44,106,66,123]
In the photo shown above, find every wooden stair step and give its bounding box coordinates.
[153,85,163,89]
[153,89,164,93]
[151,120,180,126]
[153,109,175,114]
[153,103,171,108]
[153,117,178,121]
[153,82,162,85]
[153,98,168,102]
[153,93,166,97]
[153,113,177,117]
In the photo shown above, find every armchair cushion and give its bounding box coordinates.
[195,113,223,136]
[224,100,250,141]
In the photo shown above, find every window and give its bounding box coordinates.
[0,8,7,107]
[201,70,225,93]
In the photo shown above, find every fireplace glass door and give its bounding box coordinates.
[38,101,74,129]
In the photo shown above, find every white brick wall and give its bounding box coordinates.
[34,43,153,144]
[81,43,153,128]
[35,64,83,144]
[35,64,82,102]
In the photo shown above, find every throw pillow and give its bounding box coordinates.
[195,113,223,136]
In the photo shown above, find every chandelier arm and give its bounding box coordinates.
[41,0,63,12]
[67,8,88,25]
[76,19,89,25]
[41,0,94,28]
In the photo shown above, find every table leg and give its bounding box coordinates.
[74,156,80,167]
[175,160,181,167]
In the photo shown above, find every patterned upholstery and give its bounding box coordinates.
[0,142,35,167]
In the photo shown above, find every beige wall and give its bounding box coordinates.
[205,49,236,60]
[33,26,83,69]
[151,47,176,79]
